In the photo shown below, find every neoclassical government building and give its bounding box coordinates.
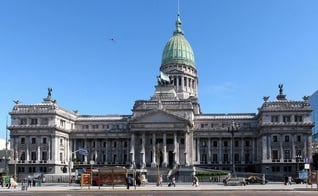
[8,14,313,179]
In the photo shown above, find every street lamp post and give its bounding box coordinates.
[296,154,302,175]
[228,121,240,178]
[89,160,94,187]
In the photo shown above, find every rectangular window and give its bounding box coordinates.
[224,154,228,162]
[224,141,228,147]
[41,118,48,125]
[234,153,239,162]
[201,154,207,164]
[60,119,65,127]
[21,138,25,144]
[213,141,218,147]
[283,115,291,122]
[31,151,36,160]
[284,150,291,159]
[42,138,47,144]
[245,153,250,162]
[213,154,218,162]
[297,135,301,142]
[273,136,278,142]
[272,150,279,160]
[42,151,47,160]
[31,138,36,144]
[285,136,290,142]
[167,139,174,145]
[245,140,250,147]
[272,166,280,172]
[20,118,27,125]
[31,118,38,125]
[271,115,279,122]
[20,152,26,161]
[295,115,303,122]
[235,140,239,147]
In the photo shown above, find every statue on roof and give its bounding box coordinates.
[157,72,172,86]
[48,87,53,97]
[278,84,283,95]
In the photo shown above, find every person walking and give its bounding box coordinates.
[159,175,163,186]
[8,176,17,189]
[192,175,199,187]
[126,175,132,189]
[171,176,176,187]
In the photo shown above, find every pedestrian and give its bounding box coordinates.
[28,176,32,187]
[192,175,199,187]
[126,175,132,189]
[8,176,17,189]
[288,176,292,185]
[171,176,176,187]
[159,175,163,186]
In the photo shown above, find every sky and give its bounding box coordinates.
[0,0,318,140]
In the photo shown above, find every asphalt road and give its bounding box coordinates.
[0,190,317,196]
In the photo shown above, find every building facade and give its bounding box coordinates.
[7,14,313,179]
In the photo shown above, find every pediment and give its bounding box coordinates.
[131,109,188,124]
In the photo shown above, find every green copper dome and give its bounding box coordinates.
[161,15,195,67]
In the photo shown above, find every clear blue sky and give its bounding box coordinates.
[1,0,318,139]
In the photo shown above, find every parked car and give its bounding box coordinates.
[245,176,268,184]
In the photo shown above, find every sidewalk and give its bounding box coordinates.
[0,182,317,192]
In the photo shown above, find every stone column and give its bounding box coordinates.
[292,135,296,159]
[304,136,308,158]
[52,136,56,162]
[151,133,156,167]
[47,136,52,161]
[163,133,167,167]
[262,135,267,161]
[37,146,41,162]
[196,138,200,163]
[218,138,222,164]
[268,135,272,160]
[280,135,284,161]
[208,138,211,164]
[130,134,135,165]
[184,132,189,166]
[84,140,88,163]
[173,132,179,166]
[241,138,244,164]
[251,138,255,162]
[141,132,146,168]
[94,139,98,161]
